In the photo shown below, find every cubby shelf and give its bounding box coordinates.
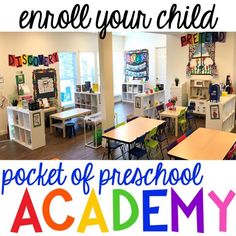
[122,82,146,103]
[74,92,101,114]
[206,94,236,132]
[133,90,165,118]
[7,107,46,150]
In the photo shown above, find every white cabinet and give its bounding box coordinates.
[170,83,188,106]
[134,91,165,118]
[189,79,211,115]
[7,107,46,150]
[122,82,146,103]
[206,95,236,132]
[74,92,101,114]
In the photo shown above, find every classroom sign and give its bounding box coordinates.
[0,160,236,236]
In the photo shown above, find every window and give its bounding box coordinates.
[59,52,77,107]
[113,52,124,95]
[79,52,97,84]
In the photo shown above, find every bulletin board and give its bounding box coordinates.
[32,68,57,100]
[125,49,149,82]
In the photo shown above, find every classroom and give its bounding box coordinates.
[0,32,236,160]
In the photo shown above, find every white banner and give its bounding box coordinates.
[0,0,235,34]
[0,160,236,235]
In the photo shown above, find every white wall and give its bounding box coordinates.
[124,32,167,88]
[0,32,99,134]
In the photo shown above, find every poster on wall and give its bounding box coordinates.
[32,68,57,100]
[125,49,149,82]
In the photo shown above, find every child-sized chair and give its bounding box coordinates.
[144,127,163,159]
[178,108,187,135]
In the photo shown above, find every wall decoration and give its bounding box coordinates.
[8,52,59,67]
[210,104,220,119]
[32,68,57,100]
[186,42,217,76]
[125,49,149,82]
[181,32,226,47]
[33,112,41,127]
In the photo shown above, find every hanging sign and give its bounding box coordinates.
[181,32,226,47]
[8,52,59,67]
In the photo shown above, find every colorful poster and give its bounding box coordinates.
[125,49,149,82]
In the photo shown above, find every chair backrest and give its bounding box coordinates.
[127,116,138,122]
[115,121,126,128]
[156,104,165,119]
[179,109,187,120]
[167,140,178,151]
[226,143,236,160]
[157,121,167,135]
[146,127,157,140]
[104,126,115,133]
[185,129,193,137]
[177,134,187,143]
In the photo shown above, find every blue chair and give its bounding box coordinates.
[185,129,193,137]
[186,106,197,130]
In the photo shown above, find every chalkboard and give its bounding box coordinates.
[125,49,149,82]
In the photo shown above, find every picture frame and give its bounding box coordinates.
[135,97,141,108]
[210,104,220,119]
[33,112,41,127]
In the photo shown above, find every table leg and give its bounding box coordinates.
[108,139,111,160]
[175,117,178,137]
[50,117,53,134]
[84,119,86,146]
[128,143,131,160]
[62,120,66,138]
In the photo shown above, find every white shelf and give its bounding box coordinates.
[7,107,46,150]
[9,123,31,132]
[206,95,236,132]
[122,82,146,103]
[74,92,101,114]
[134,91,165,118]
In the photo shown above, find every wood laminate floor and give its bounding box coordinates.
[0,102,235,160]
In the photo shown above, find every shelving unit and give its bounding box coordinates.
[74,92,101,114]
[206,94,236,132]
[7,107,46,150]
[170,82,188,106]
[189,79,211,115]
[122,82,146,103]
[134,90,165,118]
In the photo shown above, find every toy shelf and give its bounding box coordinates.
[74,92,101,114]
[134,90,165,118]
[122,82,146,103]
[205,94,236,132]
[7,106,46,150]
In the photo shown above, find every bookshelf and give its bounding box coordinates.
[206,95,236,132]
[74,92,101,114]
[122,82,146,103]
[7,107,46,150]
[134,91,165,118]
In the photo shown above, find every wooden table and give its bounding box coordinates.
[50,108,91,138]
[168,128,236,160]
[160,106,186,137]
[102,117,165,159]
